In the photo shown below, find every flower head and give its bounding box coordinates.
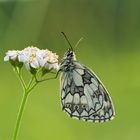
[4,50,22,62]
[4,50,23,68]
[38,49,59,70]
[4,46,59,73]
[19,47,41,70]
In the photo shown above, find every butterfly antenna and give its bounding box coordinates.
[75,37,84,48]
[61,32,73,51]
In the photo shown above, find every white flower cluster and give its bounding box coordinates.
[4,46,59,72]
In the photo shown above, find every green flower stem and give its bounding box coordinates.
[12,72,37,140]
[12,69,55,140]
[27,76,35,90]
[12,91,28,140]
[15,67,26,90]
[27,83,38,94]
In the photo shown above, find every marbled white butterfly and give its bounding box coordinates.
[58,32,115,122]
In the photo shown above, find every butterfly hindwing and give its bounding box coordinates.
[60,61,115,122]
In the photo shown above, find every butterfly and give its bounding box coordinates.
[58,32,115,122]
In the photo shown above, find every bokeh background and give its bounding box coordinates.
[0,0,140,140]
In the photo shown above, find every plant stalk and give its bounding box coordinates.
[12,92,28,140]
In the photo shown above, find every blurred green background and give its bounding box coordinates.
[0,0,140,140]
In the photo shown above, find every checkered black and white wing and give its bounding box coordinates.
[60,62,115,122]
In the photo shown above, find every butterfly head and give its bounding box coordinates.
[59,32,77,72]
[59,49,76,72]
[63,48,76,60]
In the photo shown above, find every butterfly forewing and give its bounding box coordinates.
[60,61,115,122]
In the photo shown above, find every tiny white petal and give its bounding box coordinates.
[11,55,17,61]
[18,54,28,62]
[4,55,9,61]
[4,50,22,62]
[30,59,39,68]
